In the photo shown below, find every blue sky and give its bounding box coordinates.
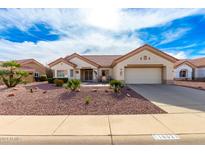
[0,8,205,64]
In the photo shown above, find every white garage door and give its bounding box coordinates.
[125,68,162,84]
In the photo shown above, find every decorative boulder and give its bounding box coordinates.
[92,89,97,92]
[43,91,47,94]
[8,93,15,97]
[126,93,131,97]
[76,88,80,92]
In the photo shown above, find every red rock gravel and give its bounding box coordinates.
[174,80,205,91]
[0,83,166,115]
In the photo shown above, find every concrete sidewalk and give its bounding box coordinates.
[1,113,205,144]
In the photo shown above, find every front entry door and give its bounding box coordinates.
[84,69,93,81]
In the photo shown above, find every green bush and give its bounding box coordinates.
[84,96,92,105]
[53,78,68,83]
[109,80,124,93]
[0,61,29,88]
[54,79,64,87]
[47,78,54,84]
[65,79,81,91]
[40,75,47,81]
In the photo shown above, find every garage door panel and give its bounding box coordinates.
[125,68,161,84]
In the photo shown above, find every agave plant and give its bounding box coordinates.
[65,79,81,91]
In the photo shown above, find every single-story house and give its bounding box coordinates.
[0,59,46,83]
[48,44,177,84]
[174,57,205,80]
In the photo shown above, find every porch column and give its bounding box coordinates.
[93,69,98,82]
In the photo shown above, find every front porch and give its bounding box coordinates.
[80,69,95,82]
[53,68,111,83]
[79,68,111,83]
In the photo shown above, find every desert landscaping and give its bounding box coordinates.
[0,82,166,115]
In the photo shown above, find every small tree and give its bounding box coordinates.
[45,67,53,78]
[0,61,29,88]
[109,80,124,93]
[65,79,81,91]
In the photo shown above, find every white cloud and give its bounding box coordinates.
[166,51,188,59]
[158,28,190,45]
[0,8,204,32]
[83,8,120,30]
[0,8,204,64]
[0,32,143,65]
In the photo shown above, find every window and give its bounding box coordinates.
[34,72,40,77]
[70,69,74,77]
[179,70,187,78]
[102,70,109,76]
[57,70,65,78]
[144,56,147,60]
[120,69,123,76]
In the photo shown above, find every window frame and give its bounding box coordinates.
[34,72,40,77]
[70,69,74,78]
[57,70,66,78]
[179,69,188,78]
[101,70,109,76]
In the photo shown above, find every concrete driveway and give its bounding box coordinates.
[129,84,205,113]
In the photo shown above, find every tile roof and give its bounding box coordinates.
[83,55,122,67]
[189,57,205,68]
[0,59,34,64]
[48,57,77,67]
[174,59,187,67]
[15,59,34,64]
[174,59,196,68]
[20,66,36,72]
[174,57,205,68]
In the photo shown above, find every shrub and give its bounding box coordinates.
[45,67,53,78]
[109,80,124,93]
[54,79,64,87]
[40,75,47,81]
[54,78,68,83]
[0,61,29,88]
[21,80,28,85]
[47,78,54,84]
[84,96,92,105]
[65,79,81,91]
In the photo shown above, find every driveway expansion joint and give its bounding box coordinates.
[107,115,113,145]
[151,115,175,134]
[52,116,69,135]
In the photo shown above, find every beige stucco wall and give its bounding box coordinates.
[113,49,174,83]
[98,68,113,77]
[174,64,193,80]
[70,57,97,69]
[50,58,98,80]
[50,62,74,78]
[70,57,98,81]
[22,61,46,75]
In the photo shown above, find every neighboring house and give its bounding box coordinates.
[174,60,196,80]
[174,57,205,80]
[0,59,46,83]
[48,44,177,84]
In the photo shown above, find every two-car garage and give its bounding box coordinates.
[112,45,177,84]
[124,67,162,84]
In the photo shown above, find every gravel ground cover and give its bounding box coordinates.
[174,80,205,91]
[0,83,166,115]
